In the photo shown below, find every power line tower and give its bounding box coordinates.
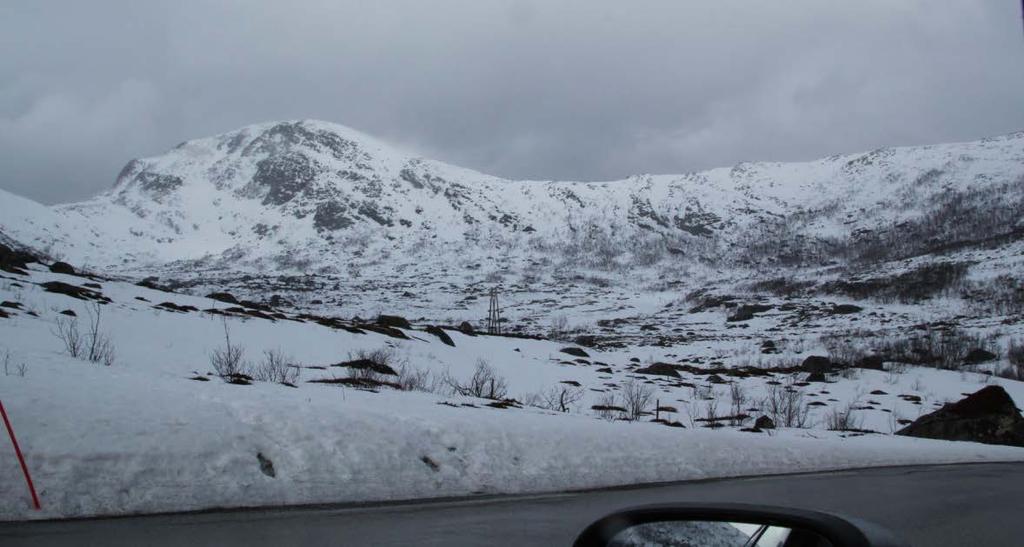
[486,287,501,335]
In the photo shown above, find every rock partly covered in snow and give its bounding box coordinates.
[897,386,1024,447]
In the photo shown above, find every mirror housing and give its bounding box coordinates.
[574,503,908,547]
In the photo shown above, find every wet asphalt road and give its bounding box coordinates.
[2,462,1022,546]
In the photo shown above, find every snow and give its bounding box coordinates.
[1,267,1023,521]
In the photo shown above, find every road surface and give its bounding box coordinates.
[2,463,1022,546]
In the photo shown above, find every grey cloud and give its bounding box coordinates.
[1,0,1022,203]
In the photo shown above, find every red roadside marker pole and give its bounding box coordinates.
[0,400,41,510]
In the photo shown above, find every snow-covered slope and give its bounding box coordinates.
[2,120,1022,276]
[2,264,1022,520]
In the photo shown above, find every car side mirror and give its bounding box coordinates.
[574,503,908,547]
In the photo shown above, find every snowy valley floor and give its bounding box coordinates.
[1,266,1024,520]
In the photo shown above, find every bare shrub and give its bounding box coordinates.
[856,328,997,371]
[703,397,720,426]
[52,302,115,366]
[2,350,27,377]
[763,378,810,428]
[83,302,115,366]
[825,401,864,431]
[529,384,585,413]
[997,339,1024,381]
[548,314,570,341]
[819,262,969,303]
[621,379,655,421]
[728,382,748,426]
[53,316,83,358]
[446,359,508,400]
[210,318,246,379]
[254,349,300,384]
[593,392,623,420]
[397,361,434,392]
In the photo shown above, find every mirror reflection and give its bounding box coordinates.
[608,520,834,547]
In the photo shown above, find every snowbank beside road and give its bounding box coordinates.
[2,361,1023,521]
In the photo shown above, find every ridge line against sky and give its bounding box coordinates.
[2,0,1023,204]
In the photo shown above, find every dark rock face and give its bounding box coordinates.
[802,355,832,373]
[754,416,776,429]
[253,152,316,206]
[963,348,998,365]
[377,314,411,329]
[49,261,76,275]
[560,347,590,358]
[136,172,184,200]
[635,363,681,378]
[313,201,354,232]
[896,385,1024,447]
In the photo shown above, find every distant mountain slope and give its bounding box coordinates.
[1,120,1022,275]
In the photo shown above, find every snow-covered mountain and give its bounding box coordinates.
[2,120,1023,278]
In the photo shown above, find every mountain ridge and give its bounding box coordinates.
[1,120,1023,278]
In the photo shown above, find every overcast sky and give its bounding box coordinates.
[2,1,1023,204]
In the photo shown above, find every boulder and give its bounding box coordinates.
[754,416,776,429]
[801,355,832,374]
[458,321,476,336]
[49,261,76,275]
[896,385,1024,447]
[806,371,827,382]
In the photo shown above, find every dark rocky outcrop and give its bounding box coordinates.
[332,358,398,377]
[828,304,863,315]
[560,347,590,358]
[0,242,36,274]
[458,321,476,335]
[801,355,832,374]
[806,371,827,382]
[754,416,776,429]
[726,304,772,322]
[206,292,241,305]
[425,326,455,347]
[896,385,1024,447]
[635,363,681,378]
[41,281,110,303]
[49,261,76,275]
[377,314,411,329]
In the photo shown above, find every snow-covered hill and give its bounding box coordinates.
[2,120,1022,279]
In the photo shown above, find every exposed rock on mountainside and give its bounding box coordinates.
[897,386,1024,447]
[0,120,1021,281]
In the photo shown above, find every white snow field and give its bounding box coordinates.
[2,266,1023,520]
